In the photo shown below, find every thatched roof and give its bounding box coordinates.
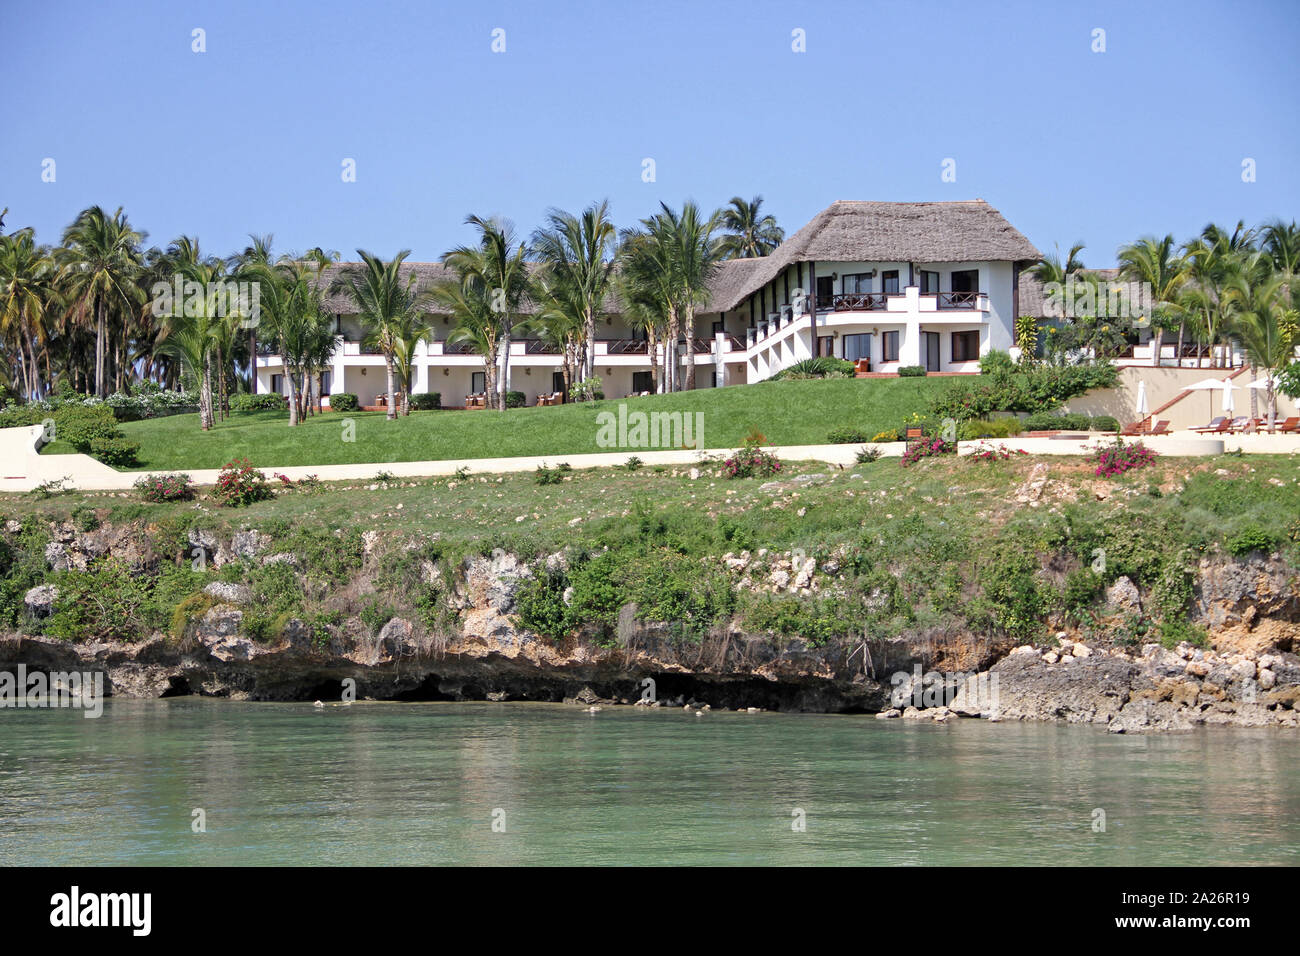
[709,199,1042,312]
[1018,267,1120,318]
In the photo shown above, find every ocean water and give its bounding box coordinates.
[2,699,1297,865]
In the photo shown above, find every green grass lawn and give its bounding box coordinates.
[103,377,949,471]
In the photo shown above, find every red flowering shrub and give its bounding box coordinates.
[900,438,955,467]
[133,473,195,502]
[967,442,1029,463]
[1089,438,1158,477]
[213,458,274,507]
[723,438,782,479]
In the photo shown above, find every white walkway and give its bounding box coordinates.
[1,423,1293,494]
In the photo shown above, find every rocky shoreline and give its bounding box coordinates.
[4,517,1299,733]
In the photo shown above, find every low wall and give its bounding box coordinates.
[1065,366,1299,430]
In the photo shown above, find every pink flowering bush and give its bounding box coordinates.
[1090,437,1158,477]
[133,473,195,502]
[968,442,1028,463]
[723,437,782,479]
[900,438,955,467]
[213,458,274,507]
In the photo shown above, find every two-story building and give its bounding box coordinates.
[255,199,1041,406]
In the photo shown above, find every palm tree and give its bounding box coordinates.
[391,312,431,416]
[58,206,145,396]
[1263,219,1300,311]
[615,233,671,393]
[1117,235,1186,367]
[0,229,59,400]
[718,195,784,259]
[531,202,616,381]
[430,276,501,404]
[528,271,586,397]
[337,250,423,420]
[253,259,338,426]
[1225,256,1291,430]
[644,202,723,391]
[443,217,529,411]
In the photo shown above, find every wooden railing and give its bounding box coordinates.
[936,291,980,309]
[816,292,888,312]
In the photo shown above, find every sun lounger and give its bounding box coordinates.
[1148,419,1171,436]
[1277,417,1300,434]
[1191,417,1228,434]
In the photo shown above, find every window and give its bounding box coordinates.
[842,333,871,362]
[843,273,872,294]
[920,271,940,294]
[632,371,653,393]
[471,371,485,394]
[270,374,284,395]
[923,332,941,371]
[952,330,980,362]
[818,335,835,357]
[882,331,900,363]
[712,319,724,336]
[320,371,332,396]
[553,372,566,394]
[881,270,900,295]
[951,269,979,293]
[815,275,835,307]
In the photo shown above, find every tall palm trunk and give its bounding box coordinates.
[584,306,596,379]
[1150,326,1163,367]
[684,305,697,390]
[94,297,106,396]
[384,352,397,420]
[200,352,214,431]
[1175,321,1185,368]
[286,367,300,427]
[498,330,511,410]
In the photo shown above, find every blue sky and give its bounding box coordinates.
[2,0,1296,267]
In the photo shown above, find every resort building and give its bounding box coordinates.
[254,200,1043,407]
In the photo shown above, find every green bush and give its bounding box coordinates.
[213,458,274,507]
[46,558,151,642]
[504,390,526,409]
[134,473,195,503]
[230,393,287,412]
[826,426,870,444]
[958,418,1023,440]
[979,350,1016,375]
[897,365,927,377]
[1226,525,1278,556]
[771,357,856,380]
[535,464,562,485]
[410,392,441,411]
[1158,617,1208,649]
[87,435,141,468]
[329,393,359,412]
[53,405,120,452]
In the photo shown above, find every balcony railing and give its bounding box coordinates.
[936,291,980,309]
[817,292,889,312]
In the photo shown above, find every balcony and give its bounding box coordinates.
[816,292,888,312]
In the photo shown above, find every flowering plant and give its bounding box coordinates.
[968,442,1029,463]
[133,473,195,502]
[900,437,955,467]
[1089,437,1157,477]
[213,458,274,507]
[723,437,782,479]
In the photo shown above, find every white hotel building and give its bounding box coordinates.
[255,200,1042,407]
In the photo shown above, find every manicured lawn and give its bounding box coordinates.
[105,377,951,470]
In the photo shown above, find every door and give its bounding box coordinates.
[552,371,565,395]
[471,371,485,394]
[815,276,835,309]
[881,270,900,295]
[922,332,941,372]
[632,371,653,394]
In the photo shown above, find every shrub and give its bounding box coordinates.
[1089,437,1157,477]
[230,393,287,412]
[967,442,1028,462]
[958,418,1023,440]
[329,392,359,412]
[535,464,562,485]
[897,365,927,377]
[45,558,150,642]
[722,437,782,479]
[772,357,855,380]
[87,435,141,468]
[213,458,274,507]
[826,426,869,444]
[979,349,1016,375]
[1091,415,1119,433]
[855,445,882,463]
[1226,525,1278,556]
[569,376,602,402]
[410,392,441,411]
[504,390,526,409]
[71,505,100,532]
[52,405,120,452]
[135,473,195,503]
[900,438,954,467]
[624,456,643,471]
[1158,617,1208,649]
[872,429,900,442]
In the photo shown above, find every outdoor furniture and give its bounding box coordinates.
[1148,420,1171,436]
[1226,417,1252,433]
[1191,417,1227,433]
[854,359,871,375]
[464,393,486,409]
[1277,417,1300,433]
[536,392,562,407]
[1121,417,1150,436]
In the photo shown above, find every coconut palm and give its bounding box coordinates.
[718,195,784,259]
[0,229,59,400]
[1117,235,1187,367]
[336,250,423,420]
[528,271,586,398]
[430,276,501,404]
[443,217,529,411]
[614,233,672,393]
[642,202,723,391]
[253,259,338,426]
[1225,253,1291,429]
[531,202,616,380]
[58,206,146,396]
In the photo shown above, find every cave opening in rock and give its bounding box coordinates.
[159,675,192,698]
[389,674,459,702]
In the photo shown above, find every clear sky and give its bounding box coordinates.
[2,0,1296,267]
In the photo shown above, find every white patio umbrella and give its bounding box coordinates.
[1135,381,1150,418]
[1222,379,1236,416]
[1244,376,1280,427]
[1184,377,1235,420]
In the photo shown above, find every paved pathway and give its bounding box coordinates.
[1,424,1293,494]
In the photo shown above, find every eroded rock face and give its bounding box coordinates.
[23,584,59,618]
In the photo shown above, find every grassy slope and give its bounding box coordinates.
[102,377,949,471]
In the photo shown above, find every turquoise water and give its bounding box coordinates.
[2,699,1297,865]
